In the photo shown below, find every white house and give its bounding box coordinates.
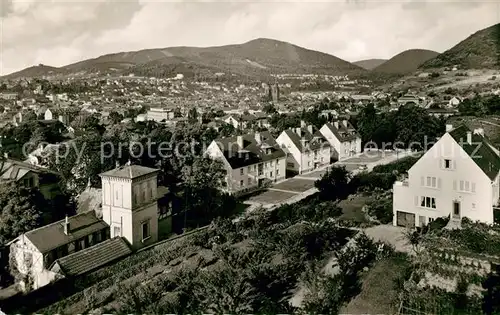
[320,120,362,161]
[205,131,286,196]
[9,164,163,291]
[393,124,500,227]
[448,96,463,107]
[44,109,53,121]
[276,121,331,174]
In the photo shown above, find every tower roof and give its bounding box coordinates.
[99,165,159,180]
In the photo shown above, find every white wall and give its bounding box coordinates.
[102,175,158,249]
[393,133,495,226]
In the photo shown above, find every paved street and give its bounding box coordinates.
[243,150,414,209]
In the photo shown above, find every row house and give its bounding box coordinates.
[205,132,286,196]
[319,120,362,161]
[393,124,500,227]
[9,164,165,291]
[276,122,331,174]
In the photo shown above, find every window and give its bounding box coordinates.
[422,176,439,188]
[270,171,273,177]
[240,168,244,175]
[247,166,250,173]
[115,191,119,200]
[248,178,251,185]
[308,161,311,167]
[114,226,121,237]
[141,221,150,241]
[444,159,451,169]
[420,196,436,209]
[429,218,434,223]
[240,180,244,187]
[458,180,474,192]
[276,169,279,176]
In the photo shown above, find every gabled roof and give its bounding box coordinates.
[448,125,500,180]
[323,121,360,142]
[214,131,286,169]
[50,237,131,277]
[99,165,159,180]
[283,127,330,153]
[0,159,59,181]
[24,211,108,254]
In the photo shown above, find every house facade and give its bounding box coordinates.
[320,120,362,161]
[100,165,160,250]
[9,212,111,290]
[9,164,163,291]
[276,122,331,174]
[205,132,286,196]
[393,125,500,227]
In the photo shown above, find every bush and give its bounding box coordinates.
[372,156,419,174]
[349,172,397,192]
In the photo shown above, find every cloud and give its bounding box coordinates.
[1,0,499,75]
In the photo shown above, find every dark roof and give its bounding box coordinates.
[283,127,330,153]
[214,131,286,169]
[50,237,131,277]
[449,125,500,180]
[99,165,159,180]
[25,212,108,254]
[324,121,360,142]
[0,159,59,181]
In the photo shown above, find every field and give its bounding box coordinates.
[271,178,316,193]
[341,252,411,314]
[247,189,298,205]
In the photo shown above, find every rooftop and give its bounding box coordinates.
[24,211,108,254]
[50,237,132,277]
[448,125,500,180]
[99,164,159,180]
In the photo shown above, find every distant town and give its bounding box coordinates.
[0,22,500,315]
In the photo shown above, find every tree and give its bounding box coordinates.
[0,183,47,245]
[314,166,350,201]
[188,108,198,123]
[108,111,124,125]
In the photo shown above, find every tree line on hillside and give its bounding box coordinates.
[354,104,446,150]
[457,94,500,116]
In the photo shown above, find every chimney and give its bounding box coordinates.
[342,120,348,128]
[295,127,301,137]
[115,160,120,168]
[334,121,339,129]
[467,131,472,145]
[237,135,244,148]
[63,215,70,235]
[446,124,453,132]
[307,125,314,134]
[300,120,307,128]
[474,128,484,137]
[3,152,8,159]
[255,132,261,144]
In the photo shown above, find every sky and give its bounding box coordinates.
[0,0,499,75]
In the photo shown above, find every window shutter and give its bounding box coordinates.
[414,196,419,206]
[421,176,424,186]
[460,180,464,191]
[453,180,457,190]
[472,182,476,193]
[437,178,442,189]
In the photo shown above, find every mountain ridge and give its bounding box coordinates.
[2,38,366,80]
[353,59,387,70]
[372,49,440,74]
[420,23,500,69]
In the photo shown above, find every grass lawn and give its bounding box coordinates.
[272,178,315,193]
[337,194,372,223]
[247,189,298,204]
[341,252,411,314]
